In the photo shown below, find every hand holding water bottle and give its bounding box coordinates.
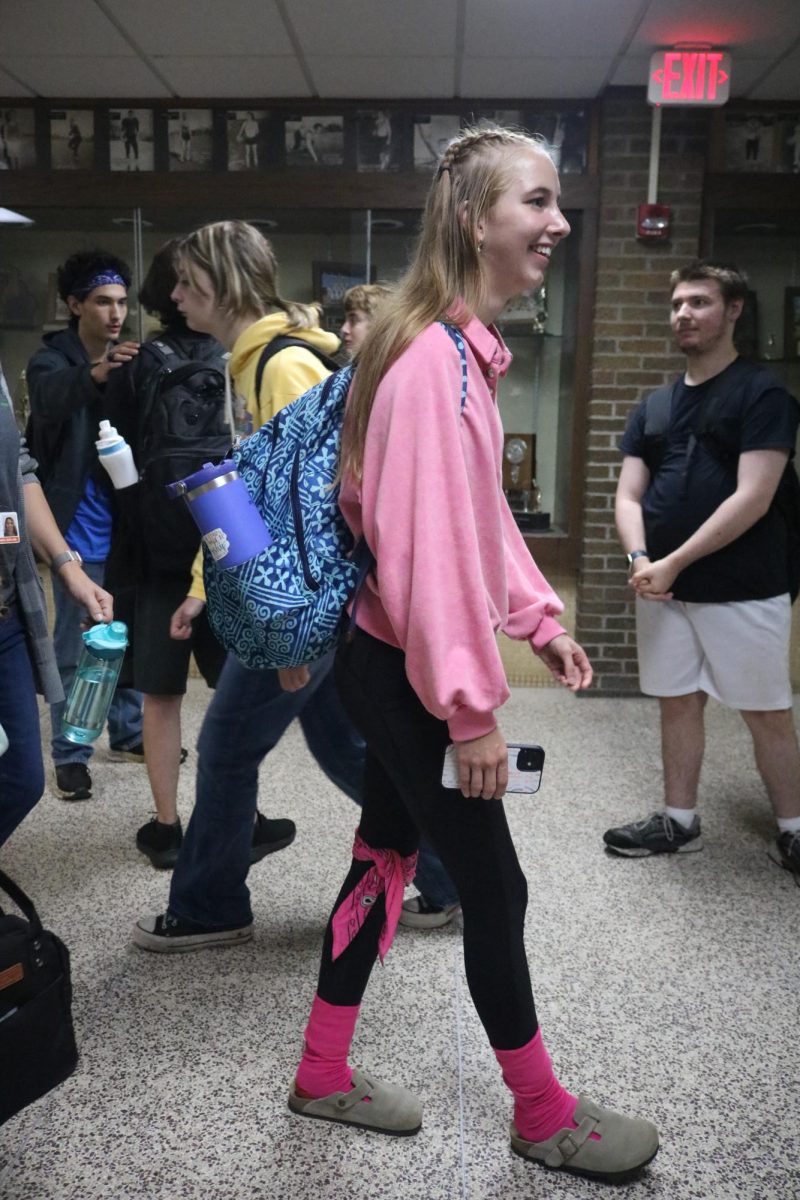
[52,553,114,628]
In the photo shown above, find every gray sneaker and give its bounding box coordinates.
[603,811,702,857]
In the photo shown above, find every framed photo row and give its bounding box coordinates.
[714,108,800,174]
[0,104,590,176]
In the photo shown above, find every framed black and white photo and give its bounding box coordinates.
[285,116,344,167]
[227,110,270,171]
[355,110,403,172]
[0,107,36,170]
[50,109,94,170]
[167,109,213,171]
[109,108,153,171]
[723,112,777,172]
[413,114,461,171]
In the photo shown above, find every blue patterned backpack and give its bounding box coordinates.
[203,323,467,670]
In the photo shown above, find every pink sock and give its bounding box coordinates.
[295,994,359,1099]
[494,1030,597,1143]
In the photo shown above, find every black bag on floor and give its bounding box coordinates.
[0,868,78,1126]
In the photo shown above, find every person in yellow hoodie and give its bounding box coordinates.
[132,220,366,950]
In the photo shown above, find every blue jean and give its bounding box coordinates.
[0,611,46,845]
[49,560,143,765]
[169,649,459,929]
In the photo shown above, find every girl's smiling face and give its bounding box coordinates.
[476,148,570,317]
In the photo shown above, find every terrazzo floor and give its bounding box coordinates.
[0,681,798,1200]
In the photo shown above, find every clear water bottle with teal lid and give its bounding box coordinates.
[62,622,129,745]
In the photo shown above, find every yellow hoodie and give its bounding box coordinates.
[230,312,340,430]
[188,312,341,601]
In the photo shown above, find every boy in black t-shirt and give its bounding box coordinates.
[606,260,800,881]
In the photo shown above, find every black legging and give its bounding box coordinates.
[316,627,537,1051]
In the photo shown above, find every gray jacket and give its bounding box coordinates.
[0,365,64,702]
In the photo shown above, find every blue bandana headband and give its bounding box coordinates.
[73,271,126,298]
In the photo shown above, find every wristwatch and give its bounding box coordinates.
[51,550,83,574]
[626,549,649,569]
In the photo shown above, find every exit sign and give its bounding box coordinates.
[648,49,731,106]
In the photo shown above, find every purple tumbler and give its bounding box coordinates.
[167,459,272,569]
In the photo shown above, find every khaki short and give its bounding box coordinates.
[635,593,793,711]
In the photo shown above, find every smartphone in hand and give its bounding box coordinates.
[441,743,545,794]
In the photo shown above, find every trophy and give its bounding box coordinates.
[503,433,549,531]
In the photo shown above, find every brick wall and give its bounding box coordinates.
[575,95,711,692]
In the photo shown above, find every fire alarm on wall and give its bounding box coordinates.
[637,202,671,241]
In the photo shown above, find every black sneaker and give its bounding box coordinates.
[55,762,92,801]
[603,811,703,857]
[136,816,183,869]
[109,742,145,763]
[769,831,800,885]
[250,811,296,865]
[132,911,253,953]
[110,744,188,764]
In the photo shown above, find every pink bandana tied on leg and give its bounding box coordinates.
[330,829,418,964]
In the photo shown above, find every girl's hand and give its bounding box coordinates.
[536,634,593,691]
[455,727,508,800]
[278,666,311,692]
[61,568,113,627]
[170,596,205,640]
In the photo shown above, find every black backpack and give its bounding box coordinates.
[0,868,78,1126]
[136,338,231,573]
[642,362,800,602]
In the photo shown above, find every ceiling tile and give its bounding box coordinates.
[285,0,457,56]
[10,57,171,97]
[464,0,645,57]
[0,65,35,96]
[750,53,800,100]
[157,57,310,98]
[305,55,454,98]
[633,0,800,57]
[104,0,295,56]
[461,57,612,99]
[0,0,132,55]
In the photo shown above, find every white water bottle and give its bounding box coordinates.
[96,420,138,489]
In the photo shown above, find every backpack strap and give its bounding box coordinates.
[0,868,43,936]
[346,323,469,644]
[136,338,185,451]
[255,336,341,402]
[438,322,469,412]
[643,382,675,439]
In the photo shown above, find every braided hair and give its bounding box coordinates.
[341,124,552,478]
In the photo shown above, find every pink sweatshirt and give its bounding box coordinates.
[339,316,566,742]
